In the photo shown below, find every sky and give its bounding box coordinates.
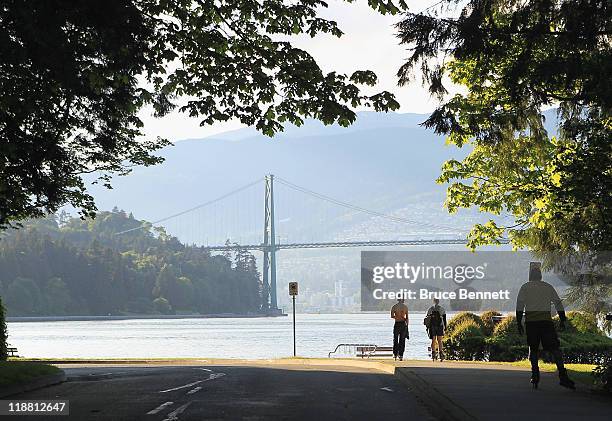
[138,0,451,142]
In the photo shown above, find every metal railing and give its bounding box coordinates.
[328,343,378,358]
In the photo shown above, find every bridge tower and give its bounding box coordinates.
[262,174,280,313]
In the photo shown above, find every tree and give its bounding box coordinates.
[0,211,265,316]
[4,277,42,315]
[0,0,405,229]
[0,296,7,361]
[46,277,71,315]
[152,264,178,299]
[168,276,195,310]
[396,0,611,321]
[153,297,173,314]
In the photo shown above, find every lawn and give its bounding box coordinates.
[0,361,61,387]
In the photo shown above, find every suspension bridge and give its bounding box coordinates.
[117,175,491,313]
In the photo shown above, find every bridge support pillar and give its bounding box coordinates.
[263,174,280,313]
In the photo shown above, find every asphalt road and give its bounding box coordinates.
[11,364,433,420]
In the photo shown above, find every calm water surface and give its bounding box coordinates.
[7,313,436,359]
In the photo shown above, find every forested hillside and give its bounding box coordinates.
[0,210,263,316]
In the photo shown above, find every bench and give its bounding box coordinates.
[356,346,394,358]
[7,347,19,357]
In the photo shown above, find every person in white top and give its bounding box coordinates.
[516,262,574,389]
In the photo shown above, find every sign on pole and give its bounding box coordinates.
[289,281,298,356]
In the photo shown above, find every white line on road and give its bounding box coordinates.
[147,401,174,415]
[186,386,202,395]
[380,387,394,392]
[195,368,213,372]
[159,380,203,393]
[162,402,192,421]
[158,373,226,393]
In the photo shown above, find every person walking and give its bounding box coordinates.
[425,298,446,361]
[390,297,409,361]
[516,262,575,389]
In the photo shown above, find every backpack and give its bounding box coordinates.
[424,306,442,328]
[430,309,442,327]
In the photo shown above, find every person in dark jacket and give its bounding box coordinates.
[425,298,447,361]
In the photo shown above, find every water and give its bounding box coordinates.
[7,313,433,359]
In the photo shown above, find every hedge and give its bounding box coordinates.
[442,311,612,365]
[593,357,612,394]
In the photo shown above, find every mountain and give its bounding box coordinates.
[86,111,470,242]
[87,109,559,228]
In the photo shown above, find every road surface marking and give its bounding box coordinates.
[159,380,203,393]
[159,373,226,393]
[186,386,202,395]
[147,401,174,415]
[380,387,394,392]
[195,368,212,372]
[162,402,192,421]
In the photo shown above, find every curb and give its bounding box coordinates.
[20,359,213,365]
[393,368,477,421]
[25,358,397,371]
[248,358,397,374]
[0,371,66,398]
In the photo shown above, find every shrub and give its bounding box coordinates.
[593,357,612,394]
[443,320,486,361]
[487,315,527,362]
[555,328,612,364]
[0,297,7,361]
[442,311,612,364]
[480,310,502,336]
[488,314,612,364]
[487,341,529,362]
[446,312,485,336]
[492,315,522,342]
[565,311,600,335]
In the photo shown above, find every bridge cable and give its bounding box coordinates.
[275,177,464,234]
[114,178,264,236]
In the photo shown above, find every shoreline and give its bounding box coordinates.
[7,312,287,323]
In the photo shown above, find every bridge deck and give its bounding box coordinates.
[201,239,509,251]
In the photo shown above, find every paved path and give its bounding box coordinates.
[12,364,432,421]
[394,361,612,421]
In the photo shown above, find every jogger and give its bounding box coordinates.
[516,262,575,389]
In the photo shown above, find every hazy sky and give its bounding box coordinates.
[139,0,447,141]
